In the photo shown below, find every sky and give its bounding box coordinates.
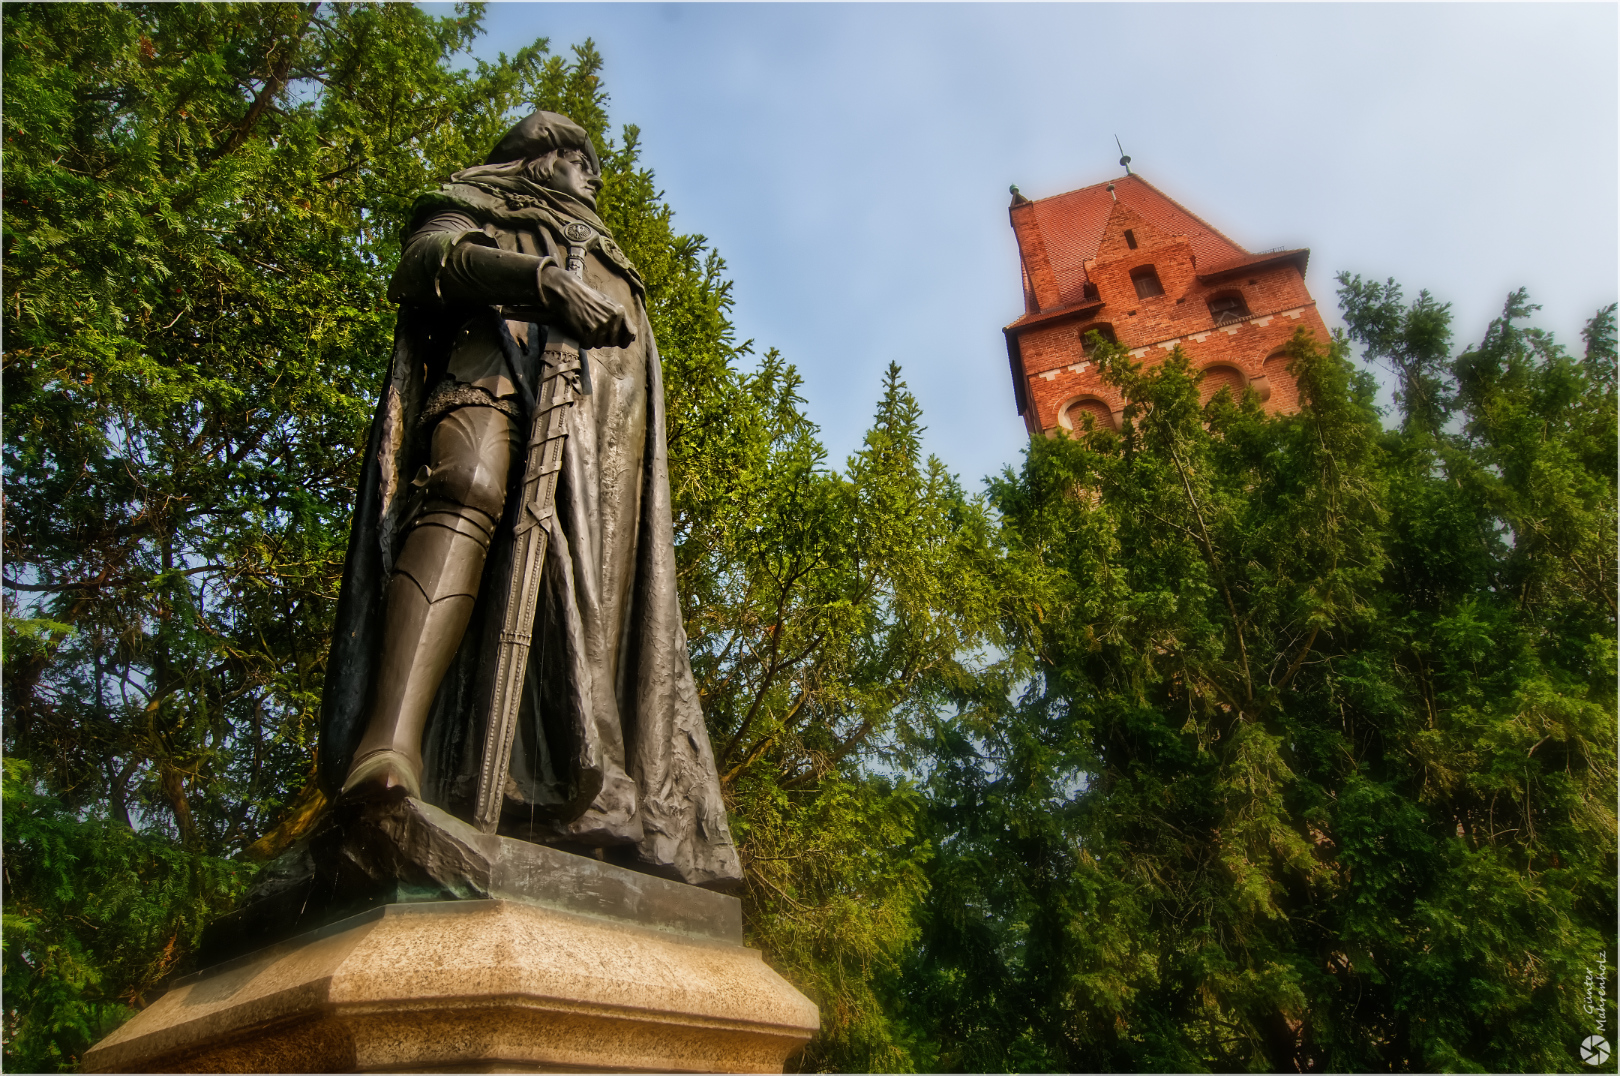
[446,2,1618,490]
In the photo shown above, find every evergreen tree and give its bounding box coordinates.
[909,294,1618,1072]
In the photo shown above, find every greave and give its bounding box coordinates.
[344,500,500,796]
[343,404,517,799]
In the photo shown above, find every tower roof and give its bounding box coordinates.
[1021,174,1248,308]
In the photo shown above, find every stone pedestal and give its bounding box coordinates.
[84,900,816,1073]
[83,798,817,1073]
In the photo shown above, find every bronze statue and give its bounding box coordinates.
[317,112,741,889]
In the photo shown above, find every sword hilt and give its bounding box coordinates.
[559,220,594,395]
[561,221,592,274]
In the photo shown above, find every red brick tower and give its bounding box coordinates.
[1003,173,1331,436]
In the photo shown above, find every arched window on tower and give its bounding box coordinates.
[1062,397,1117,433]
[1131,266,1165,299]
[1199,364,1246,406]
[1207,290,1251,325]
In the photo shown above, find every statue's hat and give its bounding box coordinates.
[485,111,600,173]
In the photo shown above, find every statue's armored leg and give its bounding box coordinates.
[343,405,517,799]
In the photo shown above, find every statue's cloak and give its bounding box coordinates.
[318,181,742,889]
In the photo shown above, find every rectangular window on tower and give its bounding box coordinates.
[1131,266,1164,298]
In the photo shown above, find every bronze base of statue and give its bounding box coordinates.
[193,790,742,970]
[82,796,817,1074]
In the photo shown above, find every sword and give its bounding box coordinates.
[472,220,596,833]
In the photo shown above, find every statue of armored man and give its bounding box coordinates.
[317,111,741,890]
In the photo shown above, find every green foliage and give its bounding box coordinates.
[911,295,1617,1071]
[2,759,248,1071]
[687,365,1006,1072]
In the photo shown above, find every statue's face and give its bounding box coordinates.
[543,147,601,208]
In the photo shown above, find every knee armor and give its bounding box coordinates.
[419,404,515,524]
[397,406,518,602]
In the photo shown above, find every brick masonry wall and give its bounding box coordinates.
[1026,298,1331,432]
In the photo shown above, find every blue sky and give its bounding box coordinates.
[448,2,1618,489]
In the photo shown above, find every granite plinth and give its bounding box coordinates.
[83,797,817,1073]
[83,899,818,1073]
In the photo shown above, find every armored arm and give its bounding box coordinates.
[389,210,553,310]
[389,211,634,350]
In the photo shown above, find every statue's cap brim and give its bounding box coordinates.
[485,111,600,173]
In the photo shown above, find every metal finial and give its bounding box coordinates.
[1106,182,1116,203]
[1114,134,1132,176]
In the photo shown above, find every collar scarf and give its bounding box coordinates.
[430,160,645,294]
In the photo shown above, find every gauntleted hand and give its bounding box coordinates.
[540,265,637,350]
